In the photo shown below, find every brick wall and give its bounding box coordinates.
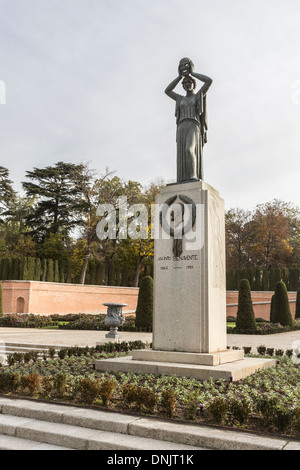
[1,281,139,316]
[226,291,297,321]
[0,281,297,320]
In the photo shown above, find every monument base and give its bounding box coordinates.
[94,349,276,382]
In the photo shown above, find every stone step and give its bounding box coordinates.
[0,397,299,450]
[0,412,202,451]
[0,342,68,360]
[0,433,71,450]
[0,342,67,351]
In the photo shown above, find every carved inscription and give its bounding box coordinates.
[157,254,198,271]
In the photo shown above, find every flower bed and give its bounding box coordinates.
[1,343,300,438]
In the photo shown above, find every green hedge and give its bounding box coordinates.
[226,266,300,291]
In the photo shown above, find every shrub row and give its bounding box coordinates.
[6,340,148,366]
[1,367,300,435]
[228,319,300,335]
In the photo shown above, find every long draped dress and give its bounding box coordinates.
[175,90,207,183]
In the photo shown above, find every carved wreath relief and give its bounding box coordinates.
[159,194,196,257]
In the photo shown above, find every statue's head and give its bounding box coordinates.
[178,58,194,77]
[182,75,197,92]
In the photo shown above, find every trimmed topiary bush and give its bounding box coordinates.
[273,281,293,327]
[135,276,153,331]
[236,279,256,331]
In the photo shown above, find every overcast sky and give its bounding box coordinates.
[0,0,300,211]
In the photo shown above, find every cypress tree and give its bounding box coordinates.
[273,281,293,327]
[121,265,129,287]
[59,261,66,283]
[12,257,21,280]
[226,269,235,290]
[21,257,28,280]
[262,268,269,291]
[235,268,241,290]
[41,259,47,282]
[295,268,300,290]
[27,257,35,280]
[254,268,261,291]
[295,288,300,320]
[66,261,72,283]
[236,279,256,332]
[0,259,3,281]
[47,259,54,282]
[0,283,3,317]
[60,266,65,283]
[281,268,289,287]
[240,268,247,282]
[269,268,276,290]
[90,260,97,285]
[270,294,275,323]
[274,267,281,285]
[34,258,41,281]
[135,276,153,331]
[247,267,254,289]
[289,268,295,291]
[108,261,116,286]
[1,257,11,280]
[54,260,59,282]
[96,262,104,285]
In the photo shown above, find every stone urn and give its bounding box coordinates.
[103,303,127,339]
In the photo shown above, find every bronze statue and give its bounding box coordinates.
[165,58,213,183]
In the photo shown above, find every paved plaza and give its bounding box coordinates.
[0,327,300,353]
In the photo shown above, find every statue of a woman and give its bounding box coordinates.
[165,58,213,182]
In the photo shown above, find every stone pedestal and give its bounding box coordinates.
[152,180,226,354]
[95,181,276,381]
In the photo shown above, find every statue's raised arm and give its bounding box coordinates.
[165,58,213,183]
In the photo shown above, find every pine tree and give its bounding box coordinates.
[273,281,293,327]
[0,166,16,222]
[22,161,85,241]
[135,276,153,331]
[236,279,256,331]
